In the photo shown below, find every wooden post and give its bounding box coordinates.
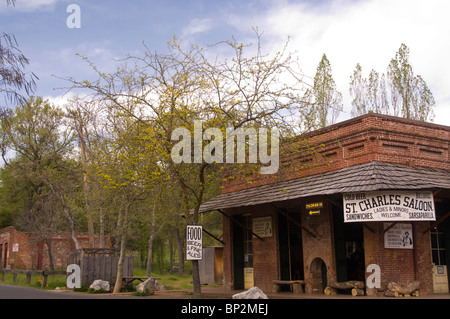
[41,271,48,288]
[26,271,32,285]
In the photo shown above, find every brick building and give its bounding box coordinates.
[199,113,450,296]
[0,226,110,270]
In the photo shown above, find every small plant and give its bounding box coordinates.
[132,290,151,297]
[87,288,109,294]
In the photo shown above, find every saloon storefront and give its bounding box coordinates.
[199,113,450,296]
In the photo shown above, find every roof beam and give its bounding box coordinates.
[217,210,264,241]
[423,211,450,234]
[271,204,317,239]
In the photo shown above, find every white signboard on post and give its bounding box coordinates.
[343,191,435,223]
[12,243,19,252]
[186,225,203,260]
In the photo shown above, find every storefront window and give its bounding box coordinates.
[431,226,446,266]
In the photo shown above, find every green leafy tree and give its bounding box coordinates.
[350,44,435,121]
[303,54,343,130]
[67,31,307,296]
[0,96,81,251]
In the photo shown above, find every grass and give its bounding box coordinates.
[133,267,194,290]
[0,265,197,292]
[0,272,66,290]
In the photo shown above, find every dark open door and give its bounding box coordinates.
[232,217,244,290]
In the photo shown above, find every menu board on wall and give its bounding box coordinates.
[384,223,414,249]
[252,216,273,238]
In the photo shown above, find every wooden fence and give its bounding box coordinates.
[0,249,134,288]
[0,269,66,287]
[68,248,133,286]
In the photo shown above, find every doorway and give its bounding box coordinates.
[333,204,365,282]
[232,214,253,290]
[431,199,450,293]
[310,257,327,293]
[278,208,304,283]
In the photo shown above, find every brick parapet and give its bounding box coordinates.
[222,114,450,193]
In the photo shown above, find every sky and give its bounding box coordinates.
[1,0,450,126]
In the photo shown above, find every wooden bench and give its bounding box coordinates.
[272,280,305,294]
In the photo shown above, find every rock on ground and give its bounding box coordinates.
[136,278,155,295]
[232,287,268,299]
[89,279,110,292]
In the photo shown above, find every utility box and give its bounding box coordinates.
[199,247,223,285]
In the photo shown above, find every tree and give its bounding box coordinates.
[0,96,81,250]
[387,43,434,121]
[0,0,38,108]
[66,31,308,296]
[302,54,343,130]
[350,44,435,121]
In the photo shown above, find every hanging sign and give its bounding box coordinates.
[343,191,435,223]
[384,223,413,249]
[186,225,203,260]
[306,202,323,215]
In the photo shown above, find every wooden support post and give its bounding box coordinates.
[42,271,48,288]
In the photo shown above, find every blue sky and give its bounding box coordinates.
[2,0,450,126]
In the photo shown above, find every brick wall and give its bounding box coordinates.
[223,113,450,193]
[363,222,433,296]
[0,227,110,270]
[219,114,448,295]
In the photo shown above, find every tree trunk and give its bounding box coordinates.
[386,281,420,296]
[146,202,157,277]
[324,286,337,295]
[76,108,95,248]
[45,237,55,272]
[168,228,174,274]
[99,207,105,248]
[351,288,365,296]
[329,281,365,289]
[113,203,129,294]
[146,236,154,276]
[64,206,80,250]
[48,182,80,250]
[175,226,185,277]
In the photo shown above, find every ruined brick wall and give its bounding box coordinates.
[0,227,111,270]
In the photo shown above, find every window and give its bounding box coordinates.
[431,226,446,266]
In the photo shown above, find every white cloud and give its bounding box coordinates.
[182,18,213,37]
[0,0,59,12]
[225,0,450,125]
